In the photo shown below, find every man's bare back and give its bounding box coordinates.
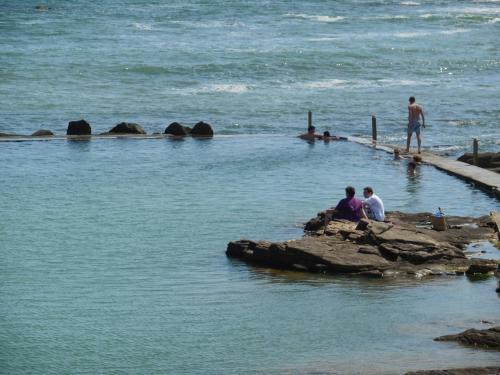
[408,103,424,125]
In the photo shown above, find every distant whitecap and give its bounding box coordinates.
[285,13,345,22]
[133,22,152,31]
[303,79,347,89]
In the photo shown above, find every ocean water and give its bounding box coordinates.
[1,137,499,375]
[0,0,499,153]
[1,1,500,374]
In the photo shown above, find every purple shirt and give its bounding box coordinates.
[335,197,363,222]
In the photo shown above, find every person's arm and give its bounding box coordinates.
[420,107,425,127]
[360,206,368,220]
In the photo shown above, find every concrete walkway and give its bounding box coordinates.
[349,136,500,200]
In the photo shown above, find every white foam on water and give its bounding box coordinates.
[307,37,338,42]
[133,22,153,31]
[297,78,433,90]
[200,84,252,94]
[394,31,432,38]
[362,15,409,20]
[487,17,500,22]
[303,79,348,89]
[440,28,470,35]
[419,13,444,19]
[446,7,500,15]
[400,1,420,6]
[285,13,345,23]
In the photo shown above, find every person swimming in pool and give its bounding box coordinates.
[406,96,425,154]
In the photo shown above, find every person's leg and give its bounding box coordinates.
[406,131,412,152]
[324,209,334,228]
[416,129,421,153]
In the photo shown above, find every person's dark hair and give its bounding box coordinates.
[363,186,373,194]
[412,155,422,163]
[409,96,416,103]
[323,131,331,137]
[345,186,355,197]
[308,126,315,132]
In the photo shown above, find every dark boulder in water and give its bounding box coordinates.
[164,122,190,136]
[67,119,91,135]
[191,121,214,137]
[435,326,500,350]
[31,129,54,136]
[108,122,146,134]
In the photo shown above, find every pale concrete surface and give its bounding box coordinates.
[349,136,500,200]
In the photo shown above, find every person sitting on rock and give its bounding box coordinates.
[299,126,319,141]
[362,186,385,221]
[324,186,364,226]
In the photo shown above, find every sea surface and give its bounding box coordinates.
[1,137,500,375]
[1,1,500,375]
[0,0,499,153]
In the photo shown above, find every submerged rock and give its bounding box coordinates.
[107,122,146,134]
[227,211,500,278]
[191,121,213,137]
[435,326,500,350]
[67,119,91,135]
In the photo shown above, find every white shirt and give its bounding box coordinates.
[364,194,385,221]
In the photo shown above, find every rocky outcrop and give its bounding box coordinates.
[164,122,190,136]
[458,152,500,174]
[67,119,91,135]
[435,326,500,350]
[31,129,54,136]
[406,368,500,375]
[227,212,500,278]
[191,121,213,137]
[107,122,146,134]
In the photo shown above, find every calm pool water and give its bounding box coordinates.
[1,136,499,374]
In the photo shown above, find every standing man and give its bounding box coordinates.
[406,96,425,154]
[362,187,385,221]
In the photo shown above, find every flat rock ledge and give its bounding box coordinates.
[226,211,500,278]
[405,367,500,375]
[435,326,500,350]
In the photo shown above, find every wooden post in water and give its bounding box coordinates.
[473,138,479,166]
[308,111,312,129]
[371,115,377,142]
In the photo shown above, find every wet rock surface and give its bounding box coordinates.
[31,129,54,136]
[191,121,213,137]
[227,211,500,277]
[107,122,146,134]
[164,122,190,136]
[67,119,91,135]
[405,367,500,375]
[435,326,500,350]
[458,152,500,174]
